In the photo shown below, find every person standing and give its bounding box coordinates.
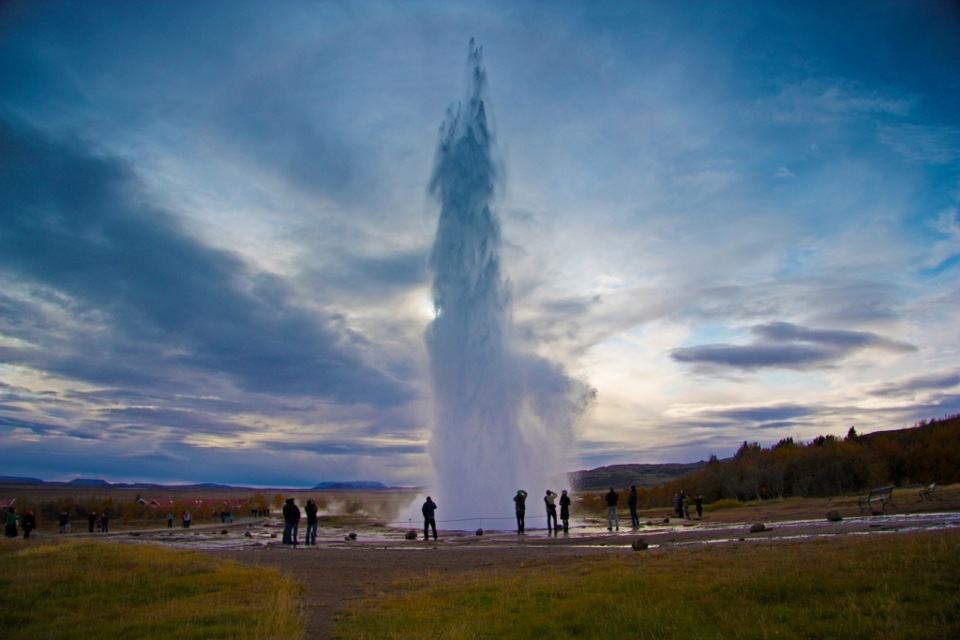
[628,485,640,528]
[605,487,619,532]
[304,499,319,545]
[100,513,109,533]
[21,509,37,539]
[421,496,438,540]
[182,510,191,529]
[513,490,528,534]
[559,490,571,533]
[282,498,300,545]
[695,495,704,519]
[88,512,96,533]
[544,490,558,535]
[58,510,69,534]
[166,512,174,528]
[4,508,18,538]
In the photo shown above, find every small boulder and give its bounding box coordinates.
[475,528,484,536]
[826,510,843,522]
[345,532,357,541]
[631,538,649,551]
[244,531,252,538]
[405,530,418,540]
[220,529,228,535]
[749,523,766,533]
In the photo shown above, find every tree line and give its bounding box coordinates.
[633,414,959,507]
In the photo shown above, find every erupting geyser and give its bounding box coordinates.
[424,41,592,529]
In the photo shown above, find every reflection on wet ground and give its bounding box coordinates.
[115,510,960,552]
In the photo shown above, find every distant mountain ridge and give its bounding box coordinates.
[312,481,387,490]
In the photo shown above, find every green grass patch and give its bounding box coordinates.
[330,530,960,639]
[0,540,303,640]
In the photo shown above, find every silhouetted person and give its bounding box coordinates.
[100,513,109,533]
[58,510,69,534]
[695,495,703,519]
[514,490,528,534]
[422,496,438,540]
[559,490,571,533]
[605,487,619,531]
[21,509,36,539]
[628,485,640,528]
[544,490,558,534]
[305,499,318,545]
[5,508,18,537]
[166,512,173,528]
[282,498,300,545]
[88,512,96,533]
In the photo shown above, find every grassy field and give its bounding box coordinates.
[329,529,960,640]
[0,540,304,640]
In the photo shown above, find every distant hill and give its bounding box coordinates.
[570,462,708,491]
[312,481,387,490]
[0,476,43,485]
[68,478,110,486]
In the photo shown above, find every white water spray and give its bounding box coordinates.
[424,41,592,530]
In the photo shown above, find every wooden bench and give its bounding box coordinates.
[857,486,896,514]
[919,483,939,501]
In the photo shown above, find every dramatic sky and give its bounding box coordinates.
[2,1,958,487]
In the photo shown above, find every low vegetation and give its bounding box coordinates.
[0,540,304,640]
[330,529,960,639]
[629,414,960,509]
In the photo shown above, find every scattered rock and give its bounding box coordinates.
[244,531,252,538]
[475,528,484,536]
[220,529,228,535]
[129,532,140,537]
[270,533,277,538]
[826,510,843,522]
[345,532,357,541]
[405,530,418,540]
[645,520,654,526]
[631,538,648,551]
[662,518,670,524]
[749,523,766,533]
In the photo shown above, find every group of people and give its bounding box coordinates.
[87,512,109,533]
[672,490,704,520]
[281,497,319,545]
[3,507,36,539]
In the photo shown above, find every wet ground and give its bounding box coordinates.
[115,508,960,552]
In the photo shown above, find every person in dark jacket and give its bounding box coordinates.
[605,487,619,531]
[513,490,528,534]
[559,490,571,533]
[304,499,319,545]
[58,510,69,534]
[282,498,301,545]
[88,512,96,533]
[21,509,37,539]
[628,485,640,528]
[421,496,438,540]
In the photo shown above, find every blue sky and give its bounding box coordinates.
[1,1,958,487]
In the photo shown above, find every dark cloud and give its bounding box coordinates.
[671,321,916,371]
[868,371,960,398]
[709,403,813,424]
[0,117,410,406]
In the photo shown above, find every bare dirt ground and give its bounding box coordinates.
[197,484,960,639]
